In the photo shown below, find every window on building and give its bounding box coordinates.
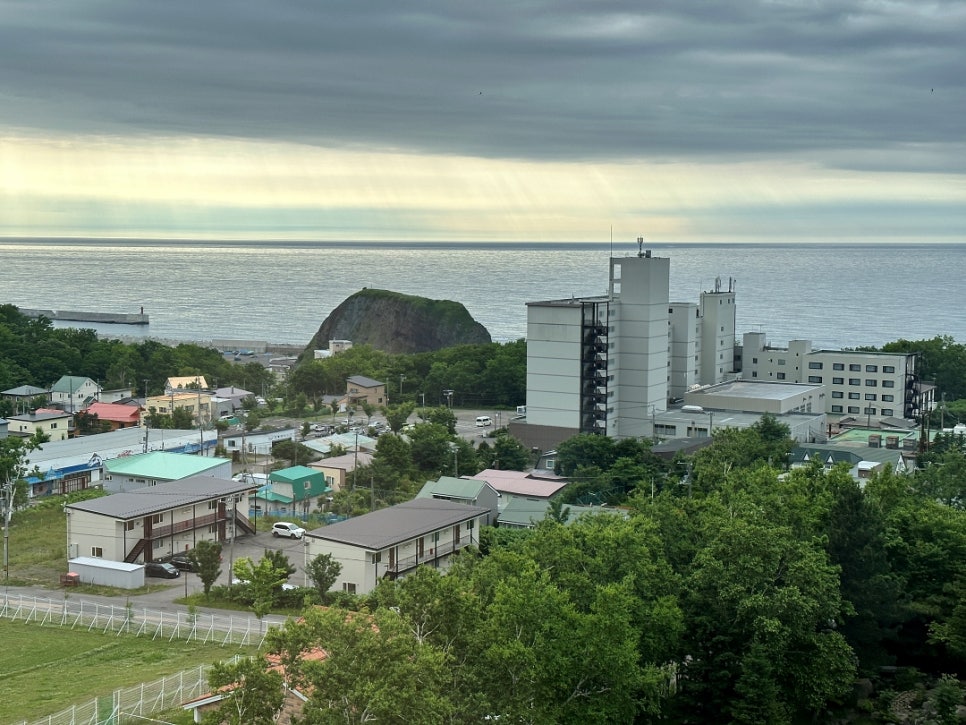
[849,364,861,371]
[152,513,164,524]
[883,365,895,373]
[91,547,103,557]
[371,552,382,564]
[864,407,876,415]
[849,378,860,386]
[849,392,860,400]
[752,371,758,378]
[777,372,786,380]
[882,394,894,402]
[808,362,823,369]
[833,363,845,370]
[208,501,218,511]
[808,376,822,383]
[466,520,475,530]
[752,357,758,364]
[208,524,217,534]
[866,379,877,387]
[865,393,877,400]
[833,377,844,385]
[881,408,894,416]
[778,359,786,366]
[832,391,843,398]
[831,405,843,413]
[882,380,895,388]
[866,365,878,372]
[125,521,135,531]
[342,583,357,594]
[848,406,860,414]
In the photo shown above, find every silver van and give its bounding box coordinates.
[475,416,492,427]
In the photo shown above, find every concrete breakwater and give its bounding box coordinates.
[19,308,149,325]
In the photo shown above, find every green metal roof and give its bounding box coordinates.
[416,476,488,501]
[104,451,229,480]
[256,490,294,503]
[270,465,329,502]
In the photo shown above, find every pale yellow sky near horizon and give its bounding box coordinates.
[2,133,964,243]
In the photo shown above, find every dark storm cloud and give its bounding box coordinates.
[1,0,963,171]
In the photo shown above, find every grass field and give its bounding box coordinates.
[5,502,67,586]
[0,620,254,722]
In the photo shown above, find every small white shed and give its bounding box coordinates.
[68,556,146,589]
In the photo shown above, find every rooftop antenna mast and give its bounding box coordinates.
[637,235,645,257]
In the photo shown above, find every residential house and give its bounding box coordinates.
[98,386,134,404]
[345,375,387,410]
[308,451,374,492]
[103,451,232,493]
[304,499,489,595]
[254,465,331,520]
[1,384,48,411]
[83,402,143,431]
[469,468,569,514]
[415,475,499,525]
[6,410,72,440]
[165,375,209,392]
[497,499,623,530]
[213,386,254,416]
[145,391,213,425]
[49,375,102,413]
[65,475,257,564]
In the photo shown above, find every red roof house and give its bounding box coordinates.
[84,402,142,431]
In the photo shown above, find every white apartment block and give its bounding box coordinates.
[740,334,930,422]
[525,246,736,443]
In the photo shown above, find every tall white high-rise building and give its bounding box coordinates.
[522,245,736,447]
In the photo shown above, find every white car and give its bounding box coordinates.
[272,522,305,539]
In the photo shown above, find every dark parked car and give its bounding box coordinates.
[167,554,196,572]
[145,562,181,579]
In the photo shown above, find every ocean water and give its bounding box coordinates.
[0,239,961,350]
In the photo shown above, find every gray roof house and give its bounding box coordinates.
[305,498,489,595]
[416,475,499,525]
[66,475,258,564]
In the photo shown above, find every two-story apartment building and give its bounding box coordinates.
[65,475,257,564]
[740,335,931,423]
[345,376,387,409]
[304,499,489,595]
[103,451,232,493]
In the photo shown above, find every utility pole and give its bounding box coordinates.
[2,477,12,584]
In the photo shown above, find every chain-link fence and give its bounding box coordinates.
[14,657,243,725]
[0,593,282,646]
[0,593,282,725]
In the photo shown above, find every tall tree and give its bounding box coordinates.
[188,540,223,599]
[267,606,455,724]
[202,656,284,725]
[305,553,342,603]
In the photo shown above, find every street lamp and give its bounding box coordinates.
[399,374,406,396]
[443,390,454,409]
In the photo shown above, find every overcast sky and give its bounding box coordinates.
[1,0,963,243]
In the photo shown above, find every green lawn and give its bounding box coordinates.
[0,620,253,722]
[5,502,67,586]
